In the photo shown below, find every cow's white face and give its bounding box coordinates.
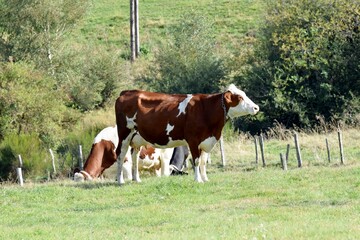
[74,172,85,182]
[226,84,259,118]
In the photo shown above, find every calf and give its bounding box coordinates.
[115,84,259,184]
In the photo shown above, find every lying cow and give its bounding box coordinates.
[115,84,259,184]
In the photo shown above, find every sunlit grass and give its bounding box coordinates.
[2,164,360,239]
[70,0,265,53]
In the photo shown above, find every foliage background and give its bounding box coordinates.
[234,0,360,131]
[0,0,359,180]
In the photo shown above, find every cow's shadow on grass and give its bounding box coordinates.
[71,180,119,189]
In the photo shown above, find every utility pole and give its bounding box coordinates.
[130,0,139,62]
[135,0,139,57]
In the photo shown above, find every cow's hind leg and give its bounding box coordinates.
[188,145,203,183]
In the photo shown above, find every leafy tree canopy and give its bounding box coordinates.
[235,0,360,131]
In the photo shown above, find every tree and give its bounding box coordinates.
[0,0,89,72]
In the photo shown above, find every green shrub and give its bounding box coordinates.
[0,124,109,181]
[0,62,68,145]
[137,12,227,94]
[235,0,360,131]
[54,46,128,112]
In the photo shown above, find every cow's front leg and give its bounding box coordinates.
[131,148,141,182]
[122,148,133,181]
[193,156,203,183]
[116,147,127,185]
[116,133,132,185]
[199,151,209,182]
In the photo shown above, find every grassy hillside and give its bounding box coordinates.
[1,166,360,239]
[72,0,265,53]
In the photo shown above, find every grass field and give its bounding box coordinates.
[1,128,360,239]
[71,0,265,52]
[1,166,360,239]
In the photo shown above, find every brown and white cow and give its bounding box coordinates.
[115,84,259,184]
[137,145,175,177]
[73,126,175,182]
[73,126,132,182]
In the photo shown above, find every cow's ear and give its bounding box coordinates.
[224,91,233,104]
[224,91,243,107]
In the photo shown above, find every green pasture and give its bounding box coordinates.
[72,0,265,51]
[1,166,360,239]
[1,128,360,239]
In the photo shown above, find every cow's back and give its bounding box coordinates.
[116,90,224,148]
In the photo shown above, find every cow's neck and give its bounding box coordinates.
[203,93,228,138]
[220,92,229,124]
[82,162,101,179]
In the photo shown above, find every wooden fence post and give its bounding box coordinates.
[259,133,266,167]
[220,135,226,167]
[338,129,344,165]
[254,136,259,164]
[294,133,302,167]
[280,153,287,171]
[49,148,56,175]
[325,138,331,163]
[17,155,24,186]
[285,143,290,163]
[18,154,23,168]
[79,145,84,170]
[16,168,24,186]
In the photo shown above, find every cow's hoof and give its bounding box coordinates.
[194,178,204,183]
[117,177,125,185]
[201,176,209,182]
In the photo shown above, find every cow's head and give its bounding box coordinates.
[224,84,259,118]
[73,167,84,182]
[74,172,85,182]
